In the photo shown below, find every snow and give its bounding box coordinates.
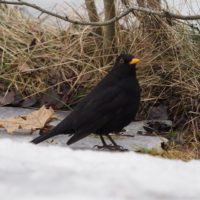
[0,139,200,200]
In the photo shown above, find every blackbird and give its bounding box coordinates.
[31,54,140,150]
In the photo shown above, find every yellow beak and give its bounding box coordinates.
[129,58,140,65]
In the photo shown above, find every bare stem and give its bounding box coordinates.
[0,0,200,27]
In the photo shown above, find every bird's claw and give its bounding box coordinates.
[93,144,128,152]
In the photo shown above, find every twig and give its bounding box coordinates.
[0,0,200,26]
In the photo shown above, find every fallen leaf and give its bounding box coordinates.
[0,91,15,106]
[0,117,25,133]
[148,104,169,120]
[24,106,54,129]
[10,91,23,106]
[40,89,64,109]
[21,96,38,107]
[0,106,55,133]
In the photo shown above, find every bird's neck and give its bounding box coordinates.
[112,68,136,80]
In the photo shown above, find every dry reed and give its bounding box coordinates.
[0,6,199,144]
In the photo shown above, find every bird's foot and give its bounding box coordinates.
[94,144,128,152]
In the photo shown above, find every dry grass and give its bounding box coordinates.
[138,143,200,161]
[0,6,199,144]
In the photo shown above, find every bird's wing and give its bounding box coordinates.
[67,85,131,145]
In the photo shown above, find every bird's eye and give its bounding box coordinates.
[119,58,124,64]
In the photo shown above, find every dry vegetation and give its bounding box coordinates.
[138,142,200,161]
[0,5,199,153]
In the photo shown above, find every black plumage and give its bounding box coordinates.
[31,54,140,150]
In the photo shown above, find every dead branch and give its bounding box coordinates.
[0,0,200,26]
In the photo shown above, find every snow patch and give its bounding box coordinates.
[0,139,200,200]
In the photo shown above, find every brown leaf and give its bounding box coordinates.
[148,104,168,120]
[40,89,64,109]
[0,117,25,133]
[0,106,55,133]
[24,106,55,129]
[21,96,38,108]
[10,92,23,106]
[0,91,15,106]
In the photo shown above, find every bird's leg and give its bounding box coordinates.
[106,134,128,151]
[94,135,109,150]
[94,135,128,151]
[100,135,107,146]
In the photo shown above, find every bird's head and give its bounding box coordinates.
[112,54,140,77]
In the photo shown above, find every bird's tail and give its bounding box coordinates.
[31,130,59,144]
[31,119,73,144]
[31,115,73,144]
